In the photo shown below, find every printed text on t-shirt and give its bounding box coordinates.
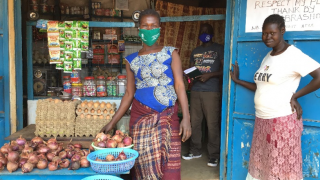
[254,72,272,82]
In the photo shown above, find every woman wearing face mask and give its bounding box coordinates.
[100,9,191,180]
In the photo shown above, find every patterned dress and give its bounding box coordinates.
[126,46,181,180]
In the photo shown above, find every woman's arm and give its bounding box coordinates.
[290,67,320,119]
[171,50,192,142]
[100,62,136,133]
[230,61,257,91]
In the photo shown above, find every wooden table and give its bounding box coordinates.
[5,124,94,148]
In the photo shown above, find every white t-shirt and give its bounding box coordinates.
[254,45,320,119]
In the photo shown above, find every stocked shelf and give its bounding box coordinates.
[34,96,123,101]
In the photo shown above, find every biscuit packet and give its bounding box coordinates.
[48,33,60,48]
[73,60,82,70]
[64,51,73,62]
[47,21,59,33]
[56,62,64,70]
[49,48,61,64]
[64,61,73,73]
[79,21,89,31]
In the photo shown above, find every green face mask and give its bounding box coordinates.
[138,28,160,46]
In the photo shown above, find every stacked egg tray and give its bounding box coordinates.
[35,99,81,137]
[75,101,116,137]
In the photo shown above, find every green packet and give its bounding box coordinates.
[65,41,73,51]
[60,50,65,58]
[73,50,81,58]
[64,51,73,62]
[80,31,89,41]
[73,60,82,70]
[73,39,81,48]
[65,21,73,30]
[59,29,65,39]
[64,61,73,73]
[73,21,80,29]
[58,22,65,29]
[81,41,89,51]
[79,21,89,31]
[65,30,74,40]
[56,62,64,70]
[59,39,65,49]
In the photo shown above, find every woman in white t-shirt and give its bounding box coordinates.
[230,14,320,180]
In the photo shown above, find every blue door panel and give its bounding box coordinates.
[0,0,3,31]
[0,118,4,146]
[0,37,3,112]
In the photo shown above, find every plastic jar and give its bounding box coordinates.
[83,76,96,97]
[63,76,71,94]
[96,76,106,97]
[117,75,127,97]
[106,77,116,97]
[72,83,83,97]
[71,70,80,83]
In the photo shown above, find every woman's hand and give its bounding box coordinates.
[290,95,302,120]
[179,118,191,142]
[196,73,212,83]
[100,121,116,134]
[230,61,240,83]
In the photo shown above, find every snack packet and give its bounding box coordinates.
[47,33,60,48]
[73,50,81,59]
[65,21,73,30]
[49,48,61,64]
[65,41,73,51]
[80,31,89,41]
[47,21,59,33]
[79,21,89,31]
[64,51,73,62]
[73,60,82,70]
[64,61,73,73]
[56,62,64,69]
[81,41,89,51]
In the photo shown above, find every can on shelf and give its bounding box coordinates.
[41,4,48,13]
[32,5,39,12]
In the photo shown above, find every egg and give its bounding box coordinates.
[78,108,82,113]
[93,102,100,108]
[93,115,98,119]
[84,109,88,113]
[106,115,110,120]
[110,110,114,114]
[54,99,60,104]
[91,109,95,113]
[106,103,111,109]
[97,109,101,114]
[86,114,91,119]
[80,114,85,118]
[99,115,104,119]
[88,103,93,108]
[100,103,105,108]
[103,110,108,114]
[81,103,86,107]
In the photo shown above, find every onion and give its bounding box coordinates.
[46,153,55,161]
[48,161,58,171]
[16,135,27,146]
[7,161,18,173]
[106,139,117,148]
[22,143,33,154]
[73,148,81,153]
[106,154,115,161]
[18,158,28,168]
[52,156,62,164]
[80,157,90,167]
[74,143,82,149]
[106,134,112,139]
[0,162,3,171]
[47,137,57,144]
[29,142,38,149]
[117,142,125,148]
[18,145,24,152]
[95,158,103,162]
[59,159,70,168]
[37,146,50,154]
[37,159,48,169]
[82,150,89,156]
[95,133,108,141]
[115,130,124,137]
[1,143,12,154]
[20,152,29,159]
[66,151,75,159]
[0,152,4,158]
[47,142,58,150]
[28,153,39,164]
[112,135,123,143]
[0,157,8,165]
[71,154,81,162]
[7,151,19,162]
[68,161,80,170]
[59,151,67,159]
[97,141,106,148]
[31,136,44,145]
[22,162,34,173]
[117,150,127,160]
[123,136,133,146]
[67,139,74,150]
[37,154,47,161]
[10,141,19,151]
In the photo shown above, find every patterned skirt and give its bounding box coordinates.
[247,113,303,180]
[129,99,181,180]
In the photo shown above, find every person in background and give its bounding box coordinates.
[230,14,320,180]
[100,9,191,180]
[182,23,224,167]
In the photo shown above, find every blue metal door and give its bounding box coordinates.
[221,0,320,179]
[0,0,10,147]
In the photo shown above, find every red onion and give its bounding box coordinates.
[37,154,47,161]
[52,156,62,164]
[37,159,48,169]
[37,146,50,154]
[59,151,67,159]
[0,152,4,158]
[106,139,117,148]
[47,137,57,144]
[10,141,19,151]
[71,154,81,162]
[47,142,58,150]
[123,136,133,146]
[7,161,18,173]
[22,143,33,154]
[19,158,28,168]
[16,135,27,146]
[27,141,37,149]
[22,162,33,173]
[18,145,24,152]
[28,153,40,164]
[97,141,106,148]
[115,130,125,137]
[95,133,108,141]
[20,152,29,159]
[82,150,89,156]
[74,143,82,149]
[80,157,90,167]
[68,161,80,170]
[0,157,8,165]
[106,154,115,161]
[73,148,81,152]
[112,135,123,143]
[95,158,103,162]
[1,143,12,154]
[117,142,125,148]
[31,136,44,145]
[0,162,3,171]
[59,159,70,168]
[117,150,127,160]
[46,153,55,161]
[7,151,19,163]
[48,161,58,171]
[67,139,74,150]
[66,151,75,159]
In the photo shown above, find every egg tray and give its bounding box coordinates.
[35,120,75,137]
[77,101,116,111]
[74,114,114,137]
[76,107,116,116]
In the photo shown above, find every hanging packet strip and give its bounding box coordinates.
[64,61,73,73]
[47,21,59,33]
[56,62,64,70]
[49,48,61,64]
[47,33,60,48]
[64,51,73,62]
[73,60,82,70]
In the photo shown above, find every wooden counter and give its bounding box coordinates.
[5,124,94,148]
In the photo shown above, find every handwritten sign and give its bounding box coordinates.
[246,0,320,32]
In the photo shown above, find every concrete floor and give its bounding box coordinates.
[181,139,220,180]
